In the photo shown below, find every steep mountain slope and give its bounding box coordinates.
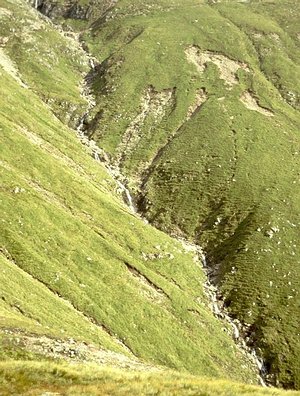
[33,0,300,389]
[0,0,89,127]
[0,0,264,390]
[1,0,300,393]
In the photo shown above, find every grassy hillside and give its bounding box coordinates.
[0,0,265,391]
[53,0,300,389]
[1,0,89,127]
[1,0,300,393]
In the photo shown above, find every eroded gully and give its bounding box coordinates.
[30,4,268,386]
[75,49,268,387]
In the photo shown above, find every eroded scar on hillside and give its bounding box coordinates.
[115,85,175,167]
[240,91,274,117]
[185,45,274,117]
[0,48,28,88]
[185,45,250,87]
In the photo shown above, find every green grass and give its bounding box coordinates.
[63,0,300,389]
[215,1,300,109]
[0,0,89,126]
[1,0,300,391]
[2,70,252,379]
[1,361,300,396]
[0,0,261,386]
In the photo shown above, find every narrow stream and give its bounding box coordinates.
[178,238,267,386]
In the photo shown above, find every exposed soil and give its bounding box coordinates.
[240,91,274,117]
[0,48,28,88]
[115,86,175,167]
[186,88,208,120]
[185,45,250,87]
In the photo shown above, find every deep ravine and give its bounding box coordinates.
[30,3,268,386]
[75,51,268,387]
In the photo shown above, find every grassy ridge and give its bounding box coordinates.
[74,0,300,388]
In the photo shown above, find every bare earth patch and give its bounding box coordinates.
[186,88,208,120]
[240,91,274,117]
[0,7,12,18]
[1,330,162,372]
[269,33,280,42]
[0,48,27,88]
[185,46,249,87]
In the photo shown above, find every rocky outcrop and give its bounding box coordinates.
[28,0,118,21]
[28,0,91,20]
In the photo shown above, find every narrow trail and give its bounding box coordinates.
[29,4,268,386]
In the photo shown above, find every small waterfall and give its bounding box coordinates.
[114,177,136,213]
[77,113,87,132]
[75,86,136,213]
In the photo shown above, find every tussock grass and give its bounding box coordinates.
[1,361,300,396]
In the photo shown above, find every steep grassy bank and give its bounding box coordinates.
[1,54,257,383]
[0,0,263,389]
[48,0,300,389]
